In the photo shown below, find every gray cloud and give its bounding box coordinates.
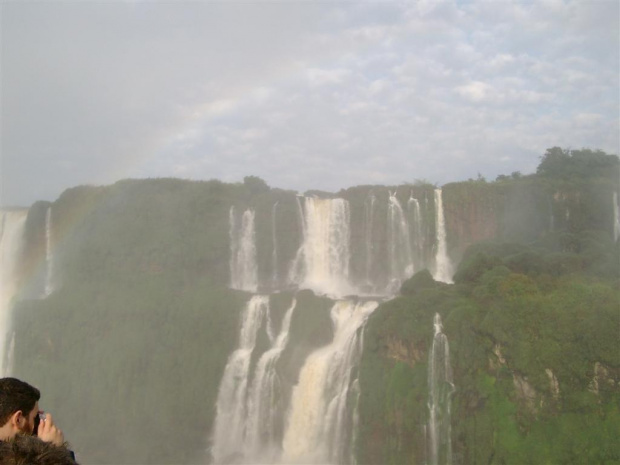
[2,0,618,206]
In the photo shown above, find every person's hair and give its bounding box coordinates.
[0,378,41,426]
[0,434,77,465]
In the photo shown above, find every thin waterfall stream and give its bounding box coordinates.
[428,313,454,465]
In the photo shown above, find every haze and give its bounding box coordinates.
[1,0,618,207]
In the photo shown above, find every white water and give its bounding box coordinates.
[0,210,27,376]
[613,192,619,242]
[428,313,454,465]
[387,192,413,291]
[245,298,297,461]
[44,206,54,297]
[212,295,270,462]
[281,300,378,465]
[408,194,424,273]
[432,189,453,283]
[289,198,352,297]
[229,207,259,292]
[364,194,375,285]
[272,202,279,287]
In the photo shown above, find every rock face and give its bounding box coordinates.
[546,368,560,399]
[589,362,619,395]
[386,336,424,367]
[3,159,618,465]
[443,183,500,262]
[512,374,538,413]
[358,253,619,465]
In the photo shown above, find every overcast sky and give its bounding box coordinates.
[1,0,618,207]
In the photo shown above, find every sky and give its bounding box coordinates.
[1,0,618,207]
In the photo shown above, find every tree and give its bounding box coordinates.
[537,147,619,180]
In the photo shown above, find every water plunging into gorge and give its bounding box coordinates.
[44,206,54,297]
[0,210,27,376]
[288,197,352,297]
[213,192,455,463]
[229,207,259,292]
[387,191,414,291]
[428,313,454,465]
[211,295,377,465]
[433,189,453,283]
[282,300,378,465]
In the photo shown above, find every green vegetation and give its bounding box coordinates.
[358,244,620,464]
[8,147,619,464]
[13,273,246,464]
[357,148,620,465]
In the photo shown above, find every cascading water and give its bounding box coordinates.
[215,188,460,465]
[288,198,352,296]
[272,202,279,287]
[211,295,297,463]
[44,206,54,297]
[364,194,375,286]
[0,210,27,376]
[613,192,619,242]
[281,300,378,465]
[229,206,259,292]
[432,189,453,283]
[387,192,413,291]
[211,295,270,462]
[245,298,297,460]
[408,193,424,273]
[427,313,454,465]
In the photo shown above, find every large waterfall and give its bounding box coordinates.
[244,298,297,461]
[432,189,453,283]
[211,295,271,462]
[229,207,259,292]
[289,198,352,297]
[211,295,377,465]
[217,189,456,464]
[44,206,54,297]
[364,194,375,286]
[387,192,414,291]
[408,194,424,271]
[281,300,378,465]
[427,313,454,465]
[0,210,27,376]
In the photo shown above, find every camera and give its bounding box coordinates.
[32,412,45,436]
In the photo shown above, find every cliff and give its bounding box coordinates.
[357,238,620,464]
[3,148,619,463]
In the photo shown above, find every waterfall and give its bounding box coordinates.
[364,194,375,286]
[211,295,298,463]
[245,298,297,460]
[0,210,27,376]
[44,206,54,297]
[614,192,619,242]
[387,192,413,291]
[229,206,259,292]
[211,295,271,462]
[408,194,424,273]
[427,313,454,465]
[288,198,352,297]
[282,300,378,465]
[432,189,453,283]
[272,202,279,287]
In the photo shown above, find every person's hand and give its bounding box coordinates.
[36,412,64,446]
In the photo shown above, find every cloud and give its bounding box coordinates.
[1,0,618,206]
[456,81,494,102]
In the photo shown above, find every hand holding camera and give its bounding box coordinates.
[34,411,65,446]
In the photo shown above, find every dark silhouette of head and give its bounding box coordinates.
[0,378,40,428]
